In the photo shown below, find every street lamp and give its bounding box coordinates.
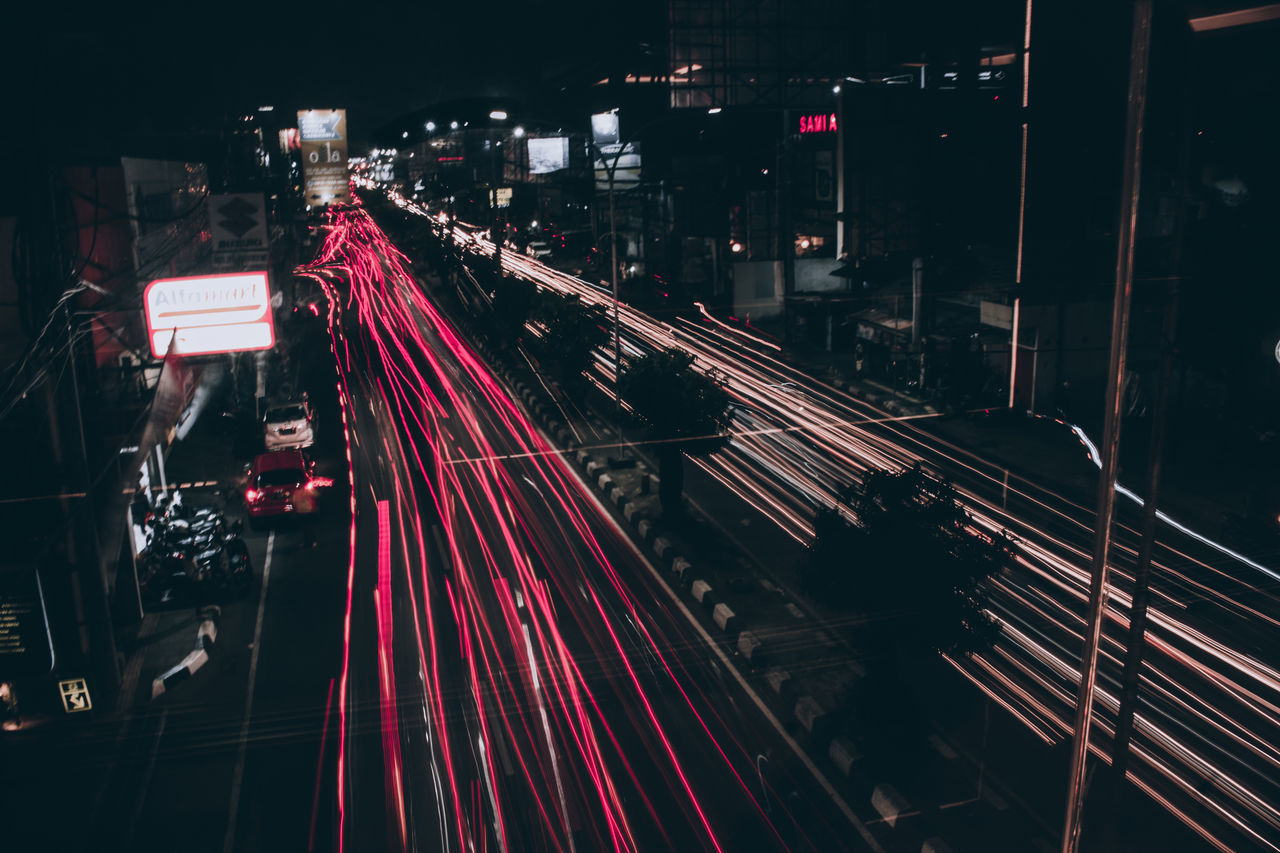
[587,131,632,465]
[488,110,509,272]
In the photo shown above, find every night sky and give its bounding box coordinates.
[14,1,650,152]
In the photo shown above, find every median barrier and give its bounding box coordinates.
[794,695,829,738]
[712,603,739,635]
[871,783,911,828]
[765,667,792,696]
[828,736,861,777]
[737,630,764,666]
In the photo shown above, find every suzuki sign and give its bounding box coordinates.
[144,272,276,358]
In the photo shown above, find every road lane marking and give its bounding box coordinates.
[223,529,274,853]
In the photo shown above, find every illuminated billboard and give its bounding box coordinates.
[593,142,641,192]
[144,272,276,357]
[591,112,620,146]
[528,137,569,174]
[298,109,351,206]
[278,128,300,153]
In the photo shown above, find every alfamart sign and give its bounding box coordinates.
[144,272,275,357]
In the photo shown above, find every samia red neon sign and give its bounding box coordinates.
[799,113,837,134]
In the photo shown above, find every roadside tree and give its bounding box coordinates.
[618,348,730,518]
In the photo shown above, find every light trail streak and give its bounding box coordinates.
[300,200,825,852]
[392,196,1280,850]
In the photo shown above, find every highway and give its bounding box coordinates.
[377,188,1280,851]
[297,205,867,851]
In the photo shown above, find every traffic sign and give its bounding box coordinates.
[58,678,92,713]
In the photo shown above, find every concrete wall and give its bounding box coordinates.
[732,260,783,319]
[794,257,844,293]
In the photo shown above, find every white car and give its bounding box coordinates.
[525,241,552,260]
[263,399,316,450]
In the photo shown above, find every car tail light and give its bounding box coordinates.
[245,488,260,503]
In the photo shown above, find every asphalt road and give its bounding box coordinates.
[306,205,875,851]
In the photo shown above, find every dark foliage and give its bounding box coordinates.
[527,291,610,388]
[807,466,1006,659]
[618,348,731,517]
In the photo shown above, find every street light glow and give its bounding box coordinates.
[450,120,459,130]
[425,121,436,132]
[513,126,525,138]
[489,110,508,121]
[707,107,723,114]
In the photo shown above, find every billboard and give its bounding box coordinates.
[528,137,569,174]
[488,187,513,208]
[210,193,269,270]
[593,141,642,192]
[278,128,300,154]
[144,272,276,357]
[591,112,620,146]
[0,567,55,677]
[298,109,351,206]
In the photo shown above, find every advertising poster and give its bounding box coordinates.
[210,193,269,270]
[298,109,351,206]
[528,137,569,174]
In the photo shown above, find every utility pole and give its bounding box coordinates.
[591,137,628,466]
[489,128,503,274]
[61,300,121,696]
[1060,2,1152,850]
[1112,41,1196,783]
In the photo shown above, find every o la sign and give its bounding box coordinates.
[144,272,276,358]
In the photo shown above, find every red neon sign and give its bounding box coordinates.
[799,113,837,134]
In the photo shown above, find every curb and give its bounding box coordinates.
[151,606,220,700]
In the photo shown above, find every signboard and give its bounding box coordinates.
[298,109,351,206]
[798,112,837,134]
[0,569,54,676]
[980,300,1014,331]
[591,112,620,146]
[488,187,512,208]
[593,142,641,192]
[528,137,569,174]
[210,193,269,270]
[58,678,92,713]
[278,128,300,154]
[144,272,276,357]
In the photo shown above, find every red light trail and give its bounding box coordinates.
[296,201,826,851]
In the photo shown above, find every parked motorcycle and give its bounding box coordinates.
[139,493,252,606]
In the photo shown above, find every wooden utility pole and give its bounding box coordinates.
[1060,1,1152,850]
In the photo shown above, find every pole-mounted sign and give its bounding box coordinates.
[144,272,276,358]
